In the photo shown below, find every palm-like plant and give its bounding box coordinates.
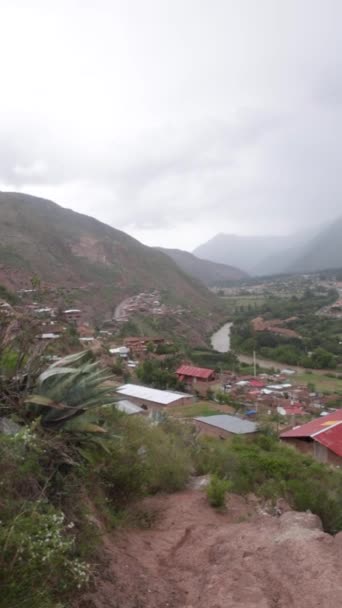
[26,351,118,430]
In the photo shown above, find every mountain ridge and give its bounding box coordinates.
[156,247,247,286]
[0,192,224,342]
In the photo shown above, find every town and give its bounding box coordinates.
[1,271,342,468]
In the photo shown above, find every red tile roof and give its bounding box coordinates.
[283,406,305,416]
[249,379,265,388]
[280,410,342,439]
[176,365,215,379]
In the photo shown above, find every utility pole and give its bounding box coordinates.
[253,350,257,378]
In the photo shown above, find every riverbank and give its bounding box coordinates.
[210,322,232,353]
[210,324,341,391]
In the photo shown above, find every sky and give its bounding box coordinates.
[1,0,342,250]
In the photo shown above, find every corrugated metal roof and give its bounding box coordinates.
[280,410,342,438]
[314,423,342,457]
[194,414,257,434]
[116,383,192,405]
[176,365,214,379]
[116,400,144,415]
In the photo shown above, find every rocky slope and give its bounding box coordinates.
[0,192,224,339]
[78,487,342,608]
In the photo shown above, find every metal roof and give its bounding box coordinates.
[314,424,342,457]
[176,365,214,379]
[116,383,192,405]
[116,400,144,415]
[280,410,342,439]
[194,414,257,434]
[63,309,81,313]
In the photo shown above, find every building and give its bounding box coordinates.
[123,336,166,357]
[115,400,145,415]
[194,414,257,439]
[176,365,215,384]
[63,309,81,324]
[116,383,193,411]
[109,346,130,358]
[37,333,60,340]
[280,410,342,465]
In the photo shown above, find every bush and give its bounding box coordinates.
[88,414,192,506]
[206,474,231,508]
[193,433,342,533]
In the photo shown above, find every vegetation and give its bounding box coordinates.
[232,290,342,369]
[191,347,239,371]
[136,358,185,390]
[170,402,225,418]
[206,474,231,508]
[2,315,342,607]
[194,433,342,534]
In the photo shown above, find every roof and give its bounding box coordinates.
[116,383,192,405]
[314,424,342,457]
[280,410,342,439]
[116,400,144,415]
[63,309,81,314]
[267,383,292,390]
[176,365,214,379]
[39,333,60,339]
[249,379,265,388]
[109,346,130,354]
[277,405,305,416]
[194,414,257,435]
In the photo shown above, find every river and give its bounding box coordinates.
[210,322,232,353]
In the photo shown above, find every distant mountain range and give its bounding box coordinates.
[0,192,225,343]
[194,221,342,276]
[287,218,342,273]
[156,248,248,286]
[193,234,297,275]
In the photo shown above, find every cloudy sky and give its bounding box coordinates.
[1,0,342,250]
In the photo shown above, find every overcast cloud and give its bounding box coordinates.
[1,0,342,249]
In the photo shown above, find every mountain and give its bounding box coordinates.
[194,229,321,276]
[0,192,224,343]
[288,218,342,273]
[193,234,293,274]
[156,247,248,286]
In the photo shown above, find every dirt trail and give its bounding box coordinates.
[78,489,342,608]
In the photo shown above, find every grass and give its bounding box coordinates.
[294,372,342,394]
[221,295,266,312]
[170,401,230,418]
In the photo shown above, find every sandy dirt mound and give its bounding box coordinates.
[77,489,342,608]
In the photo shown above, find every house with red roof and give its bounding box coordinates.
[176,365,215,385]
[280,410,342,465]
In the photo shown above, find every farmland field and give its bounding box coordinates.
[294,372,342,394]
[221,295,266,313]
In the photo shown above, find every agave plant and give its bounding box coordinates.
[26,351,118,430]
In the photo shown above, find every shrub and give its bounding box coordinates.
[193,433,342,533]
[206,474,231,508]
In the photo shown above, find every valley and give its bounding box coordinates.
[1,192,342,608]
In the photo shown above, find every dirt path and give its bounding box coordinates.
[77,489,342,608]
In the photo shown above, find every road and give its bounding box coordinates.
[114,297,131,321]
[211,322,335,376]
[238,353,335,376]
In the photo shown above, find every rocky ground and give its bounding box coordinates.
[77,486,342,608]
